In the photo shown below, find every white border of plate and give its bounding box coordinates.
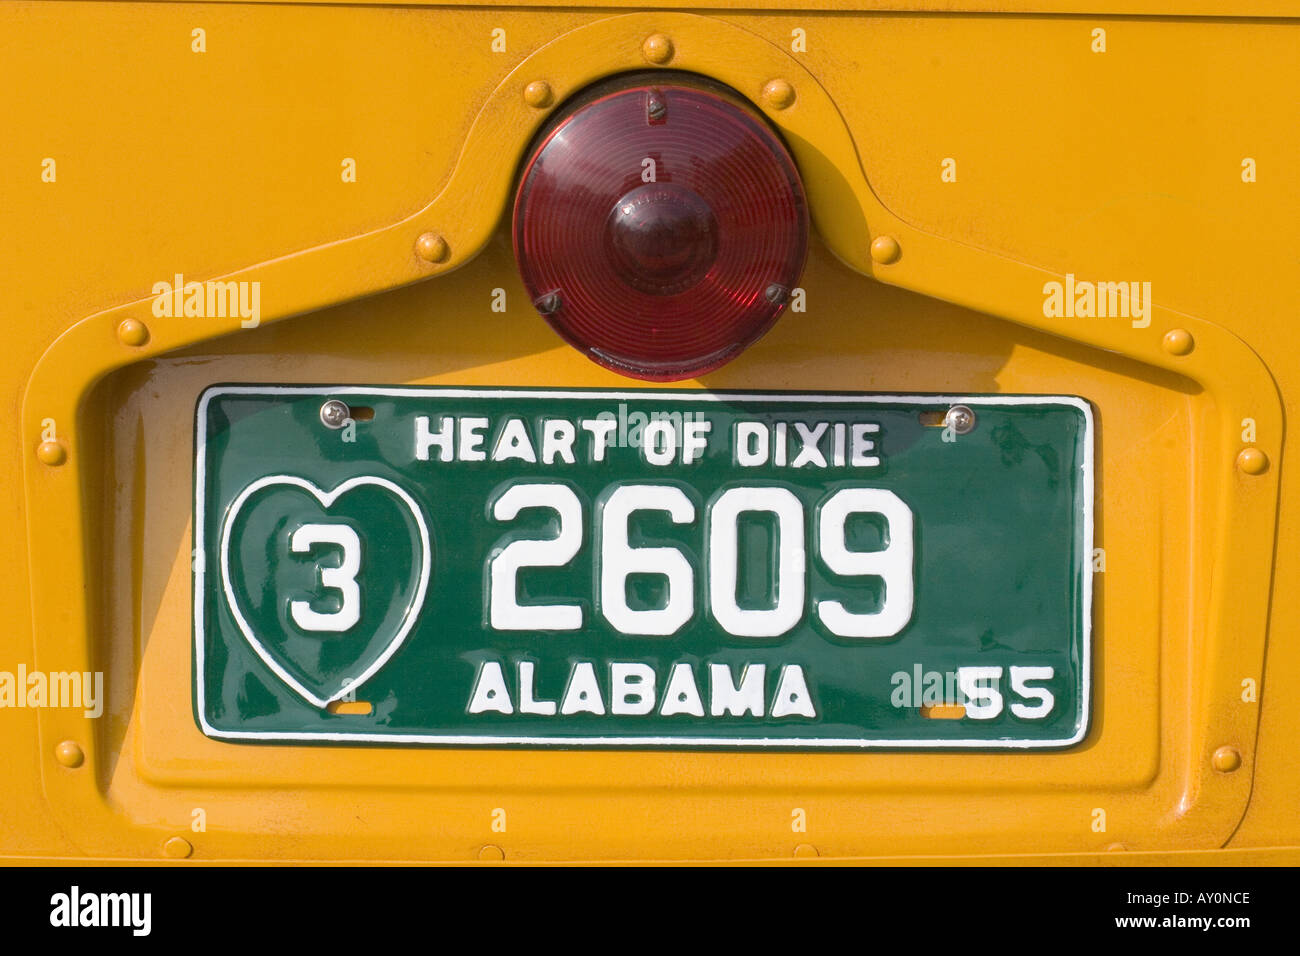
[194,386,1093,749]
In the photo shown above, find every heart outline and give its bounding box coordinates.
[218,474,432,708]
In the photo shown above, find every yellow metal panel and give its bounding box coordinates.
[1,4,1294,862]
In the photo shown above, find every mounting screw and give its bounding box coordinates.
[535,291,562,315]
[764,283,789,305]
[646,89,667,123]
[320,400,351,429]
[944,405,976,435]
[477,844,505,861]
[642,34,673,64]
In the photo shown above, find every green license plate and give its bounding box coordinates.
[194,386,1092,749]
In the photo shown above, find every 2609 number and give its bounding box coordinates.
[488,482,915,639]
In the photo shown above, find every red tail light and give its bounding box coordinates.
[512,72,810,381]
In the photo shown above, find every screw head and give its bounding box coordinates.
[163,836,193,859]
[319,400,351,429]
[764,283,789,305]
[1162,328,1194,356]
[944,405,976,435]
[523,80,553,108]
[1237,447,1269,475]
[642,34,673,64]
[36,441,66,466]
[477,844,505,861]
[117,318,149,347]
[793,843,819,858]
[646,89,667,123]
[1212,745,1242,773]
[54,740,84,768]
[415,232,449,263]
[534,291,562,315]
[762,79,796,110]
[870,235,901,264]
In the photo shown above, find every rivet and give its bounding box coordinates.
[36,441,66,467]
[1162,328,1194,356]
[415,232,450,264]
[870,236,901,264]
[642,34,674,64]
[761,79,796,110]
[1237,447,1268,476]
[1106,842,1128,852]
[54,741,84,768]
[1212,746,1242,773]
[793,843,820,858]
[163,836,193,859]
[523,80,553,109]
[477,844,505,861]
[116,318,149,347]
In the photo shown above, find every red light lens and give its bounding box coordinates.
[512,73,809,381]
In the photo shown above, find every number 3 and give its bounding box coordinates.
[290,523,362,632]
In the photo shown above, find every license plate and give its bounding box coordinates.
[194,386,1092,748]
